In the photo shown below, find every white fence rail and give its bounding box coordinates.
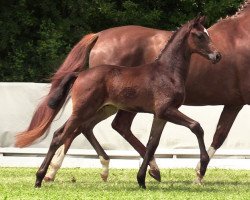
[1,83,250,169]
[1,148,250,169]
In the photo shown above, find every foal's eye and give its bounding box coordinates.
[197,33,204,40]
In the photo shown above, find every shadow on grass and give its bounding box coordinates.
[44,178,250,193]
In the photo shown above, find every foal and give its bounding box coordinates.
[34,16,221,188]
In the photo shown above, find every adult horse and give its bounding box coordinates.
[17,0,250,183]
[25,17,220,188]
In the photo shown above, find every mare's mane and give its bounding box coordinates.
[218,0,250,22]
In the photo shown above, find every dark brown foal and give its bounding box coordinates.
[20,16,220,188]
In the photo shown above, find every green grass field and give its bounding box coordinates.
[0,168,250,200]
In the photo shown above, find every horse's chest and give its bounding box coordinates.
[172,90,185,107]
[157,84,185,107]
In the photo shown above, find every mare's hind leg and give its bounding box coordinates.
[195,105,243,184]
[83,129,110,181]
[35,117,81,187]
[112,110,163,182]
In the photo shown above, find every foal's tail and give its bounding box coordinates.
[48,72,78,109]
[15,33,99,147]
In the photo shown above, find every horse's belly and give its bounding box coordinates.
[184,82,243,106]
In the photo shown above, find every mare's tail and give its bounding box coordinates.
[15,33,99,147]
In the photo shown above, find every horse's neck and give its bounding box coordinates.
[235,1,250,19]
[158,32,191,83]
[241,3,250,21]
[220,1,250,26]
[213,4,250,36]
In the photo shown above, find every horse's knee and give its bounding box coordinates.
[111,119,121,132]
[190,122,204,137]
[111,119,130,136]
[50,136,62,151]
[211,127,229,149]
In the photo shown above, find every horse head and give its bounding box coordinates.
[187,16,221,64]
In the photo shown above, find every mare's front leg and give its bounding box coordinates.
[163,108,209,182]
[112,110,163,182]
[137,118,166,189]
[195,105,242,184]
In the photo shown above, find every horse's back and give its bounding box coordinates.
[89,25,172,67]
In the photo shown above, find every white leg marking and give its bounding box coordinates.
[45,145,65,181]
[149,158,159,171]
[207,146,216,158]
[195,146,216,184]
[99,156,110,182]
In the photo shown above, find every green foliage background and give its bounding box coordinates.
[0,0,243,82]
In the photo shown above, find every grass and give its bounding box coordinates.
[0,168,250,200]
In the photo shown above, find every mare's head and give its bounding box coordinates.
[187,16,221,64]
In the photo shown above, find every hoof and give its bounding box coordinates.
[100,173,108,182]
[148,169,161,182]
[193,177,203,185]
[44,176,54,182]
[139,183,146,189]
[137,175,146,189]
[34,182,42,188]
[71,177,76,183]
[194,170,204,185]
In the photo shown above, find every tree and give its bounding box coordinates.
[0,0,243,82]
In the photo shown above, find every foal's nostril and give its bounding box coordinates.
[209,52,221,64]
[216,52,221,61]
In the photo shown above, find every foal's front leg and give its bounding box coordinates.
[164,108,209,181]
[137,118,166,188]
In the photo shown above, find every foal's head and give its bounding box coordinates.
[187,16,221,64]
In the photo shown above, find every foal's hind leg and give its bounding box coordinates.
[112,110,163,182]
[44,107,116,182]
[195,105,242,184]
[44,130,80,182]
[35,118,81,187]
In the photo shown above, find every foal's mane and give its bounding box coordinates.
[156,19,196,60]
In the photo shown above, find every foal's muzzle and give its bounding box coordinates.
[208,51,221,64]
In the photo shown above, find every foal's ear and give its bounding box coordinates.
[190,15,206,29]
[198,16,206,25]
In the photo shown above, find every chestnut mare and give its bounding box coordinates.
[18,17,221,188]
[17,0,249,183]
